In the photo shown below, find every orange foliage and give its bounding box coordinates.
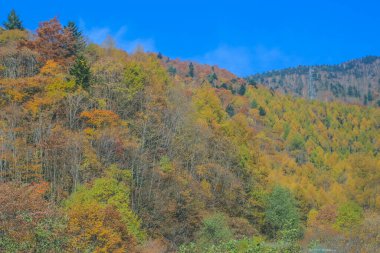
[80,109,120,128]
[40,60,64,76]
[20,17,76,65]
[66,203,136,252]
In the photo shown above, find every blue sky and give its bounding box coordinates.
[2,0,380,76]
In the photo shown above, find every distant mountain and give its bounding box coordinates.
[247,56,380,106]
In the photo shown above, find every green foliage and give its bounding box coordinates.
[69,55,91,89]
[179,237,276,253]
[309,147,328,170]
[265,186,302,239]
[0,217,67,253]
[179,215,281,253]
[196,213,233,247]
[124,61,148,99]
[282,122,290,140]
[159,155,173,173]
[65,168,146,242]
[250,99,258,108]
[288,133,305,151]
[34,217,67,253]
[3,9,24,30]
[335,201,363,231]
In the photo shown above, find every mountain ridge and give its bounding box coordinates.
[247,55,380,106]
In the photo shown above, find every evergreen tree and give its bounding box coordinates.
[221,83,228,89]
[367,90,373,102]
[238,84,246,95]
[259,106,266,116]
[196,213,233,247]
[168,66,177,76]
[226,104,235,117]
[207,72,218,84]
[3,9,24,30]
[250,99,258,108]
[65,21,86,54]
[70,55,91,89]
[188,62,195,78]
[265,186,302,239]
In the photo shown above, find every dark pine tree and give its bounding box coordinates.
[168,66,177,77]
[259,106,266,116]
[65,21,86,54]
[188,62,195,78]
[226,104,235,117]
[238,84,246,95]
[4,9,24,30]
[70,55,91,90]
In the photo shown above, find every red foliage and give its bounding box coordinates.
[0,182,54,240]
[20,17,76,65]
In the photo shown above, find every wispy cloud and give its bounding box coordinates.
[192,44,303,76]
[253,45,303,72]
[118,38,156,53]
[79,19,155,53]
[192,45,253,77]
[85,27,110,44]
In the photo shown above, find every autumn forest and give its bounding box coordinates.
[0,10,379,253]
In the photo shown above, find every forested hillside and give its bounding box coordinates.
[0,11,379,253]
[248,56,380,106]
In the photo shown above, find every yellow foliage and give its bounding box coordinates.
[0,29,28,45]
[66,202,131,253]
[40,60,63,76]
[80,109,120,128]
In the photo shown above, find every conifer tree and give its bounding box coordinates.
[188,62,195,78]
[65,21,86,54]
[238,84,246,95]
[70,55,91,89]
[4,9,24,30]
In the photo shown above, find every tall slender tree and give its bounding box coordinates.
[3,9,24,30]
[65,21,86,54]
[188,62,195,78]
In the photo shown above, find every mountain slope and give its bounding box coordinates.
[0,20,379,252]
[248,56,380,106]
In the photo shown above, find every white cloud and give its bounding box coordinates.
[79,19,155,53]
[85,27,110,44]
[193,45,253,77]
[118,38,156,53]
[192,44,303,76]
[253,45,303,72]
